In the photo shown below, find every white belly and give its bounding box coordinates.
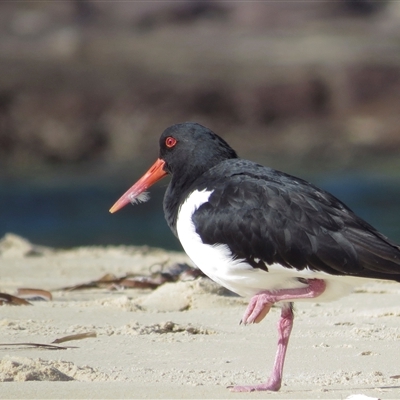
[176,189,371,302]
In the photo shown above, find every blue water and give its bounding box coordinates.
[1,172,400,250]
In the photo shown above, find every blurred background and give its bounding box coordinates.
[1,1,400,250]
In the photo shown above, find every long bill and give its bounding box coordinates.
[109,158,167,213]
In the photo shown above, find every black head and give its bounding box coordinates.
[109,122,237,215]
[159,122,238,176]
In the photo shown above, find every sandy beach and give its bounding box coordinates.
[1,233,400,399]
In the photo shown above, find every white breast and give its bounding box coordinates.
[176,189,370,301]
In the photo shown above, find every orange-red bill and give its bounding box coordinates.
[109,158,167,213]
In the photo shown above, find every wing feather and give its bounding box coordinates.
[191,163,400,281]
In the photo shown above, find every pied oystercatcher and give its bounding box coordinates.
[110,122,400,392]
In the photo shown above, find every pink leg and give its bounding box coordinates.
[231,278,326,392]
[241,278,326,325]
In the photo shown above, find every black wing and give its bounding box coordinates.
[192,161,400,281]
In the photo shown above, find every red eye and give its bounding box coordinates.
[165,136,177,148]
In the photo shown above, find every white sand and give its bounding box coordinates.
[1,233,400,399]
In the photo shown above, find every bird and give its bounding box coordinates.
[109,122,400,392]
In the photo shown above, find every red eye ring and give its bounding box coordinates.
[165,136,177,148]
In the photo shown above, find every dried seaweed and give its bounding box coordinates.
[0,293,31,306]
[0,342,76,350]
[0,331,96,350]
[59,273,119,291]
[52,332,97,344]
[59,263,204,291]
[16,288,52,301]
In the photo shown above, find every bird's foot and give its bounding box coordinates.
[240,297,272,324]
[240,279,326,325]
[229,379,281,392]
